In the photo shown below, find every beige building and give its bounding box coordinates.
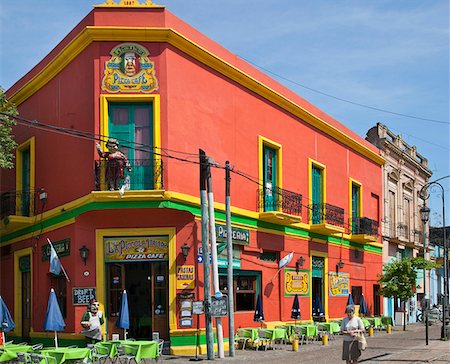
[366,123,432,323]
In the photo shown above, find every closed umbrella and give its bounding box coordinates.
[346,293,354,307]
[116,290,130,339]
[43,288,66,348]
[359,294,369,316]
[0,295,15,347]
[291,294,301,327]
[254,294,264,327]
[313,295,324,317]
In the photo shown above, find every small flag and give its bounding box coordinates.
[49,242,61,275]
[119,175,130,196]
[279,251,294,269]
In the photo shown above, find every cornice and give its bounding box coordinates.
[9,26,384,166]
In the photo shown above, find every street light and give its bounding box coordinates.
[420,204,430,345]
[420,178,448,341]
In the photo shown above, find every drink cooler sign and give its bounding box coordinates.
[104,236,169,262]
[329,272,350,296]
[284,269,309,296]
[177,265,195,290]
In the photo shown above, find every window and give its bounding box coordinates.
[108,263,124,317]
[51,275,67,318]
[219,272,260,311]
[311,165,324,224]
[351,181,362,233]
[389,191,396,236]
[403,197,411,238]
[259,251,279,262]
[263,145,277,211]
[16,137,35,217]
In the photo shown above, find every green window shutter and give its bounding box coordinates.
[352,184,360,233]
[312,166,322,223]
[263,146,277,211]
[21,148,31,216]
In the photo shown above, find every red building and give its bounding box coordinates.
[1,0,384,354]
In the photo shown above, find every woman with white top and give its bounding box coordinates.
[341,304,365,363]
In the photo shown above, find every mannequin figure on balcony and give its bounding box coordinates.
[96,138,131,190]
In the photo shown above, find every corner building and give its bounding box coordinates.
[1,0,384,354]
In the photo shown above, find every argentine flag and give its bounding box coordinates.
[278,251,294,269]
[49,242,61,275]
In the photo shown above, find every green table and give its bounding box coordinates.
[1,344,34,354]
[39,347,91,364]
[320,322,341,334]
[366,317,382,329]
[102,340,158,362]
[361,318,371,329]
[263,328,287,341]
[0,348,18,363]
[381,316,394,327]
[295,325,318,338]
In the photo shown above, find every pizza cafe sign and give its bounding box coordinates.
[104,236,169,262]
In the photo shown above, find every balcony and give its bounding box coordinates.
[94,159,163,191]
[257,187,302,225]
[308,203,345,235]
[1,190,35,229]
[388,223,410,245]
[350,217,379,243]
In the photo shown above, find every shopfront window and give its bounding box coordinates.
[219,271,260,311]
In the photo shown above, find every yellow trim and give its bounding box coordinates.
[15,137,35,217]
[99,94,161,188]
[258,136,282,212]
[349,178,363,229]
[308,159,326,224]
[13,247,33,337]
[309,251,329,321]
[9,26,384,166]
[95,227,177,335]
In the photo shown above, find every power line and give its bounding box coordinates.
[240,56,450,125]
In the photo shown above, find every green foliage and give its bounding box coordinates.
[0,87,18,169]
[378,257,437,302]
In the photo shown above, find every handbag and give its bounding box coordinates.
[357,332,367,351]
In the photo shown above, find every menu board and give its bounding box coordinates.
[73,287,96,305]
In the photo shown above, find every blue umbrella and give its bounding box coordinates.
[313,295,324,316]
[347,293,354,307]
[43,288,66,348]
[116,290,130,339]
[254,294,264,327]
[291,294,301,321]
[359,294,369,316]
[0,295,15,347]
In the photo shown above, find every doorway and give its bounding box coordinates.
[19,255,31,341]
[311,256,325,320]
[107,261,168,340]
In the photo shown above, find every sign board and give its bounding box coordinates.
[73,287,96,305]
[284,269,309,296]
[215,224,250,245]
[329,272,350,296]
[42,238,70,261]
[192,301,204,315]
[176,265,195,290]
[210,295,228,317]
[104,236,169,262]
[197,246,212,265]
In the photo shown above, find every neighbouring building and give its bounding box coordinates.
[1,0,384,354]
[366,123,432,325]
[429,226,450,307]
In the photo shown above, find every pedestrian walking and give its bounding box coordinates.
[341,305,365,364]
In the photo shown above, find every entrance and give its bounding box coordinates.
[107,261,168,340]
[19,255,31,341]
[311,256,325,320]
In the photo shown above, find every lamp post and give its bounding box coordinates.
[420,178,448,341]
[420,204,430,345]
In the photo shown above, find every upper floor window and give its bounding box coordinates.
[350,180,362,233]
[259,137,282,212]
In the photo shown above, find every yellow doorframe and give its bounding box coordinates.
[13,247,33,337]
[309,250,329,321]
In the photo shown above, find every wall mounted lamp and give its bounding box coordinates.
[181,243,191,261]
[336,259,344,272]
[296,256,305,273]
[79,245,89,265]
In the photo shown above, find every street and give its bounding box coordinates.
[161,323,450,363]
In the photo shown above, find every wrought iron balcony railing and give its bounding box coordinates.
[257,187,302,216]
[94,159,163,191]
[0,190,34,219]
[308,203,345,227]
[352,217,379,236]
[397,223,409,240]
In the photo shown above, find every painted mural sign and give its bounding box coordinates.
[329,272,350,296]
[102,42,159,93]
[176,265,195,290]
[104,236,169,262]
[284,269,309,296]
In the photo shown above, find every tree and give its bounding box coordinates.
[378,257,437,331]
[0,87,18,169]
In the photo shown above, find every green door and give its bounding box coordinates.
[311,166,322,224]
[352,184,360,233]
[21,148,31,216]
[263,146,277,211]
[108,103,153,190]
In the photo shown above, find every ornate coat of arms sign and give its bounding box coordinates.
[102,43,159,93]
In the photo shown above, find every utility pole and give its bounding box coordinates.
[199,149,214,360]
[207,157,225,358]
[225,161,235,357]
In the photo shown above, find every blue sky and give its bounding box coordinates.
[1,0,449,224]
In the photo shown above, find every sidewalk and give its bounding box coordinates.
[162,323,450,363]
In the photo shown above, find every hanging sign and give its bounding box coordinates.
[102,43,159,94]
[210,296,228,317]
[284,269,309,296]
[42,238,70,261]
[329,272,350,296]
[104,236,169,262]
[176,265,195,290]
